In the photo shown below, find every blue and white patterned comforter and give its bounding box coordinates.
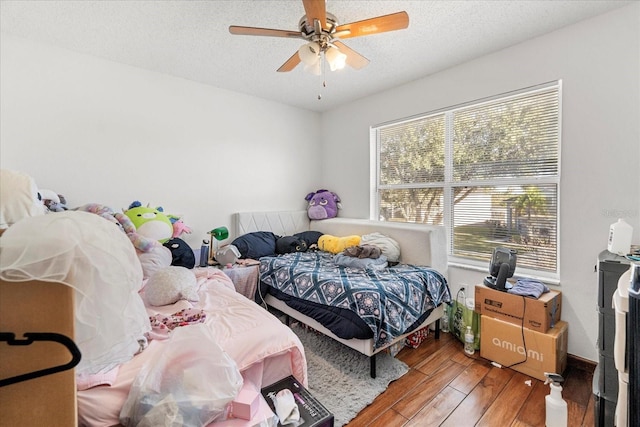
[259,251,451,350]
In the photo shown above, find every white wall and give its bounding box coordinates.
[319,3,640,361]
[0,34,322,248]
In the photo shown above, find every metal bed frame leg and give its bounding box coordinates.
[368,317,442,379]
[370,354,376,379]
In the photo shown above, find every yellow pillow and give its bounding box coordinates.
[318,234,361,254]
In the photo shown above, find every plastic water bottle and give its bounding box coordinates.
[544,373,567,427]
[464,326,475,356]
[441,305,450,333]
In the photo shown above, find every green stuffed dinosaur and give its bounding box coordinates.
[124,201,174,244]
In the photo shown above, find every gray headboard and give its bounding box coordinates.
[234,211,447,276]
[235,211,310,236]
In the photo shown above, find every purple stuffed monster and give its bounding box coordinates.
[305,189,341,220]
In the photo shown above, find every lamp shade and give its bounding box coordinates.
[210,226,229,241]
[325,46,347,71]
[208,226,229,265]
[303,60,322,76]
[298,42,320,66]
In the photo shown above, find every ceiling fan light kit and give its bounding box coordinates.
[298,41,346,73]
[229,0,409,75]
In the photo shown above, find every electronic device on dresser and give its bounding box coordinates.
[483,247,517,291]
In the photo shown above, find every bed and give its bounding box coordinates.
[234,210,451,378]
[0,199,306,426]
[76,267,307,427]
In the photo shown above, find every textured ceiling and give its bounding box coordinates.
[0,0,632,112]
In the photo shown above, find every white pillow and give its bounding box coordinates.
[145,266,199,306]
[360,232,401,263]
[0,169,46,229]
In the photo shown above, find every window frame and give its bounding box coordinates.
[370,81,562,283]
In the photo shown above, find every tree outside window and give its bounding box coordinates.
[374,82,560,275]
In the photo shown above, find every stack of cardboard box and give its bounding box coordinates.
[475,283,567,381]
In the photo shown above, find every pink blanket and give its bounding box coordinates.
[77,268,306,426]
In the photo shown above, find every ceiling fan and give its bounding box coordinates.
[229,0,409,74]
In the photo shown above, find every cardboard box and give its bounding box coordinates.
[262,375,334,427]
[480,315,568,382]
[475,284,562,333]
[232,382,260,420]
[0,280,77,426]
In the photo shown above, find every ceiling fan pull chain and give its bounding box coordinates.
[318,56,327,100]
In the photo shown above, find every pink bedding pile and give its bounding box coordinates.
[77,268,307,427]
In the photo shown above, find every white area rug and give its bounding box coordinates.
[290,323,409,426]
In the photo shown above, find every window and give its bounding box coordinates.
[372,82,561,278]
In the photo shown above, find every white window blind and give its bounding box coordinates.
[373,82,561,275]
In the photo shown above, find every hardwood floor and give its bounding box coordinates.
[345,332,595,427]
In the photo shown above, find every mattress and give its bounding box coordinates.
[258,251,451,349]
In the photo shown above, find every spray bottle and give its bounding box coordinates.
[544,372,567,427]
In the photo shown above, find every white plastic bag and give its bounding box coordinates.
[120,324,243,427]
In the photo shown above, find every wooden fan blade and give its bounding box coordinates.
[229,25,303,39]
[302,0,327,30]
[334,11,409,39]
[333,40,369,70]
[277,51,301,72]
